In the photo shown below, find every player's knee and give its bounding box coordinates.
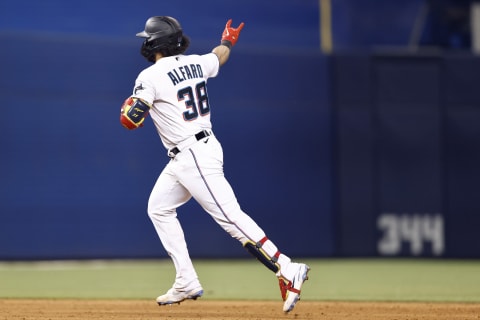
[147,201,174,220]
[147,208,170,222]
[147,202,163,219]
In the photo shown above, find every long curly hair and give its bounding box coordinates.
[141,34,191,63]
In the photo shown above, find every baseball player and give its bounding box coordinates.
[120,16,310,313]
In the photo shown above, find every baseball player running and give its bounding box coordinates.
[120,16,310,313]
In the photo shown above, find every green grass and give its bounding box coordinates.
[0,259,479,302]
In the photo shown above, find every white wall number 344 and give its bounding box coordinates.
[377,213,444,256]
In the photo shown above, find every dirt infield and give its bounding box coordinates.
[0,299,479,320]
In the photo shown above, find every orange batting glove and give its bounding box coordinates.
[221,19,245,48]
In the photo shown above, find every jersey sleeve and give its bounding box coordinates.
[131,70,156,105]
[201,53,220,79]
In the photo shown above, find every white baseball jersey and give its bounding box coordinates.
[132,53,219,150]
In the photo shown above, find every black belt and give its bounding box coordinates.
[169,130,211,157]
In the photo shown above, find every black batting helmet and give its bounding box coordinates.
[136,16,190,63]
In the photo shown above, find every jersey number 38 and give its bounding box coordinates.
[178,81,210,121]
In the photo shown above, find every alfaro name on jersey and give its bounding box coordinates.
[167,63,204,86]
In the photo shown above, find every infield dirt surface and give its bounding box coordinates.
[1,299,479,320]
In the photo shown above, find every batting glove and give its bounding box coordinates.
[221,19,245,48]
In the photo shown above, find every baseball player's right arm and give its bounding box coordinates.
[212,19,244,66]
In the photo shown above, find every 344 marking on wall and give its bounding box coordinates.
[377,213,444,256]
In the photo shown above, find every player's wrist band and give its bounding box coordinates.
[221,40,232,49]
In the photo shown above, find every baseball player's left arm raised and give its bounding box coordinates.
[212,19,244,66]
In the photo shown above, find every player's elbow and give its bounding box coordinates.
[119,97,151,130]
